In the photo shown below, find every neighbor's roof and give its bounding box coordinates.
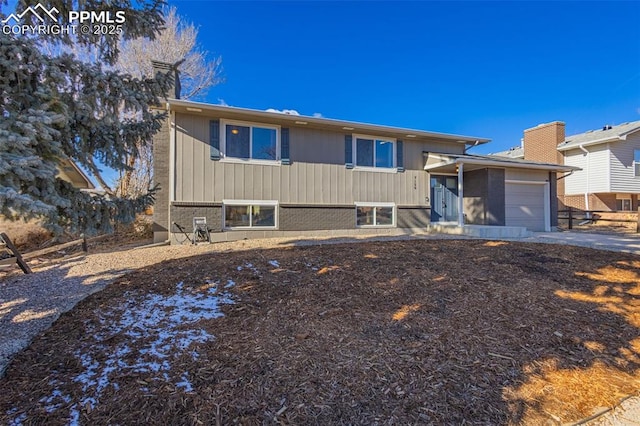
[164,99,491,146]
[58,158,95,190]
[424,152,578,173]
[491,146,524,159]
[557,120,640,151]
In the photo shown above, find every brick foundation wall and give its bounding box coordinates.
[167,204,430,243]
[170,203,223,233]
[397,207,431,228]
[279,206,354,231]
[561,193,620,211]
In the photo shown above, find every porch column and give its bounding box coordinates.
[457,161,464,226]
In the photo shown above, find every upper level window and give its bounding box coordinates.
[634,149,640,177]
[354,135,395,169]
[223,120,279,161]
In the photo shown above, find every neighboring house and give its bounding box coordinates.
[495,120,640,212]
[57,158,95,190]
[151,65,574,243]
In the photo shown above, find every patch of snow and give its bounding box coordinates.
[68,405,80,426]
[225,279,235,289]
[31,281,234,422]
[265,108,300,115]
[40,388,72,413]
[176,372,193,392]
[240,262,260,275]
[6,408,26,426]
[268,260,280,268]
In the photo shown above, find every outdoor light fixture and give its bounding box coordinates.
[186,107,202,112]
[343,126,354,130]
[406,134,417,138]
[295,121,308,125]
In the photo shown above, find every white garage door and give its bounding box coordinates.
[505,182,549,232]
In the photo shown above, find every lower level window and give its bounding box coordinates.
[224,201,277,228]
[356,203,395,227]
[616,198,632,211]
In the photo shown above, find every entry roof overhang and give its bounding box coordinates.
[423,153,580,174]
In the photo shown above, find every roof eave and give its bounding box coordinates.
[424,156,579,172]
[455,157,578,172]
[165,99,491,145]
[556,130,640,151]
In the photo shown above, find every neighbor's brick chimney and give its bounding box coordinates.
[523,121,566,204]
[523,121,565,164]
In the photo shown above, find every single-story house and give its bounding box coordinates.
[151,66,575,243]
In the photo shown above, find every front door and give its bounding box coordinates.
[430,176,458,223]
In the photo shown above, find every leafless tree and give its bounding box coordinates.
[114,6,223,197]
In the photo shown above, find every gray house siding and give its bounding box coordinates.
[173,113,449,207]
[549,172,558,227]
[462,168,506,226]
[609,132,640,193]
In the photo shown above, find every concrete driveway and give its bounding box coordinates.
[528,231,640,256]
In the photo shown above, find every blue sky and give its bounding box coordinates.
[169,0,640,154]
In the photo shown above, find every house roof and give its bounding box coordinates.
[491,146,524,159]
[423,152,578,173]
[164,99,492,146]
[557,119,640,151]
[57,158,95,190]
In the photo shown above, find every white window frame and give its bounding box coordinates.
[355,202,396,228]
[616,194,632,211]
[222,199,278,229]
[220,119,281,165]
[353,134,397,172]
[634,149,640,177]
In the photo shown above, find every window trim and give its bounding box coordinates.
[616,194,632,212]
[634,149,640,177]
[220,119,281,164]
[355,202,396,228]
[222,199,279,230]
[352,134,397,172]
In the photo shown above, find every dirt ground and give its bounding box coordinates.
[1,239,639,424]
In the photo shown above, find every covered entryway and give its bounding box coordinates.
[505,181,550,232]
[423,152,576,233]
[430,176,458,223]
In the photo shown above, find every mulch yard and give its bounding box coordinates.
[1,239,639,425]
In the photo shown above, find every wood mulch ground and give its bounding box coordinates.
[1,239,639,425]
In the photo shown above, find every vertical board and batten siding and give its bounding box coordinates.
[609,133,640,193]
[563,145,611,195]
[174,113,440,206]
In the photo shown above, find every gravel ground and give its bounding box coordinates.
[1,231,638,424]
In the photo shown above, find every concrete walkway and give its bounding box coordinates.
[527,231,640,256]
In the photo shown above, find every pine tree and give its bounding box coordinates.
[0,0,172,234]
